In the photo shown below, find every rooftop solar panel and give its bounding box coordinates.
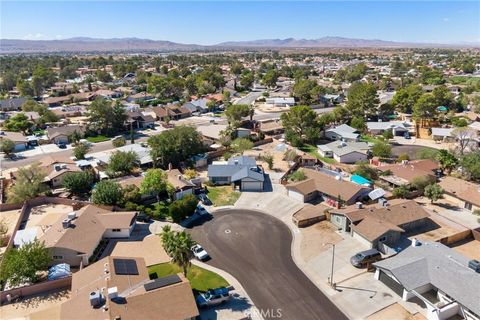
[144,274,181,291]
[113,258,139,275]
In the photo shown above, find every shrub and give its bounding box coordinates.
[397,153,410,162]
[288,170,306,182]
[112,137,126,148]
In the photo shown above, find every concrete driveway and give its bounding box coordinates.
[189,209,348,320]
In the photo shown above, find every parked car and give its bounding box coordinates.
[57,143,67,149]
[191,244,209,260]
[350,249,382,268]
[196,288,231,307]
[197,194,212,206]
[403,132,411,139]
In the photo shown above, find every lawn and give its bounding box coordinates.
[360,134,384,144]
[86,135,110,143]
[299,144,336,164]
[148,262,229,292]
[207,186,241,206]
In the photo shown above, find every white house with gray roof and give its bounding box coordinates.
[373,241,480,320]
[318,141,370,163]
[207,156,264,191]
[325,124,360,142]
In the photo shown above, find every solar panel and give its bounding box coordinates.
[144,274,181,291]
[113,259,139,275]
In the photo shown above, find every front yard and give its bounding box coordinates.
[207,186,241,206]
[86,135,110,143]
[148,262,229,292]
[299,144,336,164]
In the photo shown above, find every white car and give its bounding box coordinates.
[191,244,209,260]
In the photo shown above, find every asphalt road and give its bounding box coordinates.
[189,209,348,320]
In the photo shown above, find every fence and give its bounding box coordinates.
[0,277,72,305]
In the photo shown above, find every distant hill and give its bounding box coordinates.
[0,36,476,53]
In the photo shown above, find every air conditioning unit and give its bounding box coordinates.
[67,212,76,220]
[89,290,103,308]
[62,218,71,229]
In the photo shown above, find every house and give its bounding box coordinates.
[126,111,155,129]
[43,96,73,107]
[183,98,209,114]
[0,131,28,151]
[366,121,411,136]
[196,124,229,143]
[325,124,360,142]
[330,200,430,253]
[51,105,86,119]
[70,92,96,102]
[431,127,454,141]
[265,97,295,107]
[149,105,191,122]
[38,205,137,266]
[0,97,27,111]
[318,141,370,164]
[126,92,153,103]
[46,125,84,144]
[439,176,480,213]
[373,241,480,320]
[95,89,122,99]
[94,143,153,168]
[286,168,371,206]
[207,156,265,191]
[167,169,197,200]
[61,256,199,320]
[377,159,439,187]
[321,94,344,106]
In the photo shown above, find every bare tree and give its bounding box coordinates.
[452,127,477,155]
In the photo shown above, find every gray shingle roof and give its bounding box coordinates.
[374,241,480,315]
[208,156,263,182]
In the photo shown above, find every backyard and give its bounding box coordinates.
[299,144,336,164]
[207,186,241,206]
[148,262,229,292]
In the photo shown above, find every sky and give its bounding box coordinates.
[1,1,479,44]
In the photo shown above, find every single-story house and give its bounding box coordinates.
[0,97,27,111]
[366,121,411,136]
[61,256,199,320]
[431,127,454,141]
[321,94,344,106]
[95,89,122,99]
[0,131,28,151]
[167,169,196,200]
[126,111,155,129]
[325,124,360,142]
[265,97,295,107]
[318,141,370,164]
[330,199,430,253]
[373,241,480,320]
[38,205,137,266]
[51,105,86,119]
[126,92,153,103]
[377,159,439,187]
[439,176,480,213]
[258,119,284,135]
[35,156,84,188]
[46,125,85,144]
[183,98,209,113]
[149,105,191,121]
[286,168,371,207]
[43,96,73,107]
[196,124,229,143]
[207,156,265,191]
[93,143,153,168]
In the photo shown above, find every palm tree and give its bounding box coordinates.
[160,226,195,277]
[436,150,458,174]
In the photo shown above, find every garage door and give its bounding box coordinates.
[241,181,263,191]
[379,270,403,297]
[288,190,305,202]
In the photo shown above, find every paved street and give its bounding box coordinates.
[189,209,348,320]
[234,91,264,105]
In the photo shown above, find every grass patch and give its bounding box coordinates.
[360,134,384,144]
[86,135,110,143]
[207,186,241,206]
[148,262,229,292]
[299,144,336,164]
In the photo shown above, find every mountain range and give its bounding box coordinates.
[1,36,477,53]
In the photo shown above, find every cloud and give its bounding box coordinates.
[22,33,47,40]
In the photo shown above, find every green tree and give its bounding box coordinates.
[92,180,123,205]
[0,139,16,157]
[140,169,170,202]
[96,70,113,82]
[3,113,33,133]
[160,226,195,277]
[240,70,254,89]
[73,143,91,160]
[107,151,139,177]
[112,137,126,148]
[288,169,307,182]
[424,184,444,203]
[262,153,274,170]
[354,163,378,180]
[225,104,250,128]
[372,141,392,158]
[0,240,51,287]
[7,163,47,203]
[168,194,198,223]
[231,138,254,154]
[63,172,94,195]
[262,69,278,88]
[281,106,319,145]
[292,79,324,105]
[87,98,126,136]
[148,126,205,169]
[350,116,366,132]
[432,85,454,108]
[345,82,379,117]
[122,184,142,205]
[436,150,458,174]
[413,93,438,119]
[411,175,436,191]
[391,84,423,114]
[393,185,409,199]
[460,151,480,181]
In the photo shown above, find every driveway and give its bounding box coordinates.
[189,209,348,320]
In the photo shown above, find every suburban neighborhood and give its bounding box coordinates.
[1,2,480,320]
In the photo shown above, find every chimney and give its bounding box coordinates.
[168,163,172,171]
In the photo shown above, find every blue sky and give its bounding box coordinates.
[1,1,479,44]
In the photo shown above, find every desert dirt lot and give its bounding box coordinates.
[299,220,343,263]
[0,289,69,320]
[451,239,480,260]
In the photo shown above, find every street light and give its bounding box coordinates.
[323,242,336,289]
